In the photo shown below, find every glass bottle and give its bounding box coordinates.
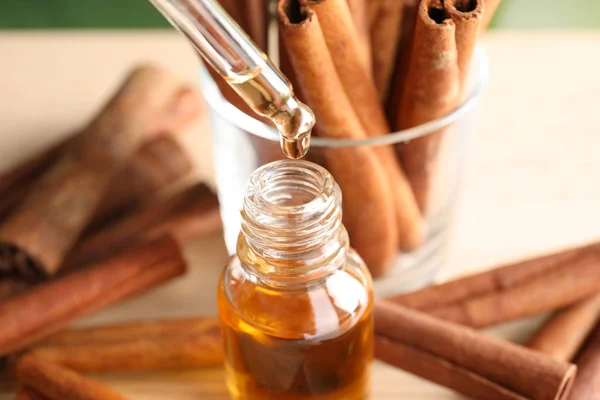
[217,160,374,400]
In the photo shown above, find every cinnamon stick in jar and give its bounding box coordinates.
[368,0,405,101]
[26,318,223,373]
[15,355,128,400]
[301,0,424,252]
[0,66,188,278]
[375,300,576,400]
[344,0,371,70]
[0,235,186,357]
[446,0,485,89]
[277,0,399,276]
[526,294,600,361]
[392,0,461,213]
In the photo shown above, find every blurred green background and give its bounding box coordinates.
[1,0,599,29]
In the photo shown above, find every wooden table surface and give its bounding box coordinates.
[0,30,599,399]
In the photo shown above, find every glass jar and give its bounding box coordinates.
[217,160,373,400]
[204,48,488,296]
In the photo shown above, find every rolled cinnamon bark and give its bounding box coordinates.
[39,317,219,346]
[277,0,399,276]
[0,235,186,357]
[0,89,202,226]
[301,0,424,252]
[375,300,576,400]
[0,66,186,278]
[0,278,30,303]
[430,251,600,328]
[63,183,220,269]
[344,0,371,70]
[0,143,63,199]
[15,388,51,400]
[392,0,461,212]
[27,318,223,373]
[388,241,599,311]
[526,294,600,361]
[570,322,600,400]
[368,0,405,101]
[92,136,195,227]
[16,355,128,400]
[0,136,195,228]
[0,142,65,222]
[446,0,485,89]
[246,0,269,51]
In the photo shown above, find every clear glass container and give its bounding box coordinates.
[205,48,488,296]
[217,160,373,400]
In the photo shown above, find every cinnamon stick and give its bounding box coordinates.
[392,0,461,212]
[0,235,186,356]
[246,0,269,51]
[0,142,63,199]
[16,355,128,400]
[446,0,485,89]
[429,251,600,328]
[27,318,223,372]
[63,183,220,269]
[0,278,30,302]
[368,0,405,101]
[526,294,600,361]
[15,388,51,400]
[0,66,187,278]
[277,0,399,276]
[570,322,600,400]
[344,0,371,71]
[303,0,424,252]
[375,300,576,400]
[39,317,219,346]
[388,241,599,311]
[0,136,194,228]
[0,89,202,225]
[92,136,195,227]
[0,142,65,222]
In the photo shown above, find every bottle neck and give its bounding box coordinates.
[238,160,349,286]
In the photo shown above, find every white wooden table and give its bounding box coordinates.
[0,30,599,399]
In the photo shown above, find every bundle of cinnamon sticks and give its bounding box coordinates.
[8,240,600,400]
[205,0,501,277]
[11,317,224,400]
[377,239,600,398]
[0,64,222,284]
[0,65,226,399]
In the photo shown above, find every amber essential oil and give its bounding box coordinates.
[217,160,374,400]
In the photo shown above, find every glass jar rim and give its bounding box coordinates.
[200,46,488,148]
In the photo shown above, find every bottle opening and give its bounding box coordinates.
[240,160,347,284]
[245,160,338,226]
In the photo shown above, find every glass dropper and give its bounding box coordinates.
[149,0,314,159]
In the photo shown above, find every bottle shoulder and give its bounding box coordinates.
[218,250,373,341]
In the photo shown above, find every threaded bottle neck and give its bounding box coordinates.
[239,160,348,286]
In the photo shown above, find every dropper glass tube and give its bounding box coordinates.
[150,0,314,159]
